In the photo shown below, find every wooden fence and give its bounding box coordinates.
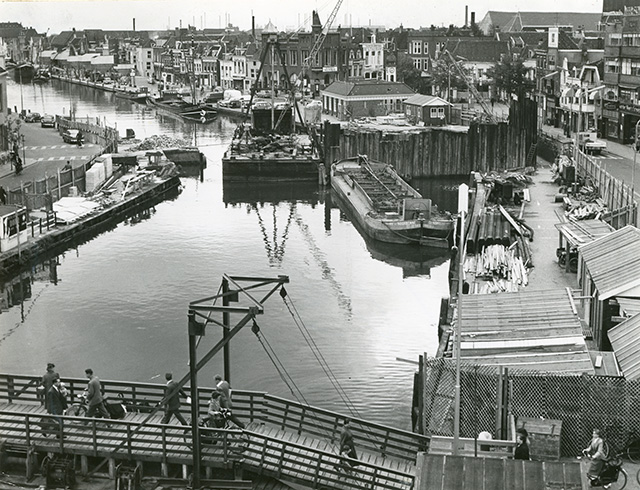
[574,149,638,228]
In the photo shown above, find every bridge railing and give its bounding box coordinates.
[0,374,428,463]
[0,409,246,464]
[261,393,429,462]
[243,429,414,490]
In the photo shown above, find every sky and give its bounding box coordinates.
[1,0,605,34]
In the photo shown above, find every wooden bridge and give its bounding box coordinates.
[0,374,428,489]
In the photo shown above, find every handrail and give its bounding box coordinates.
[0,374,428,462]
[0,409,414,490]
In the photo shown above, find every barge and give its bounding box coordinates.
[331,155,454,248]
[147,90,216,123]
[0,169,181,278]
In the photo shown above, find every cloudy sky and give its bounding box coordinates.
[2,0,604,34]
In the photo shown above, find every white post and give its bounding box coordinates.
[453,183,469,456]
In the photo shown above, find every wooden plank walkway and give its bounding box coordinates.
[0,404,414,490]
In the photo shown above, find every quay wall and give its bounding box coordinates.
[0,176,180,278]
[323,98,537,178]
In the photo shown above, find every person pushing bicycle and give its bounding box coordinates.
[583,429,608,483]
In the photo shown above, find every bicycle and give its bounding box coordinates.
[581,449,627,490]
[183,410,247,452]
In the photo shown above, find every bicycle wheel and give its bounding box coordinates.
[603,441,611,459]
[610,467,627,490]
[66,403,87,418]
[627,440,640,463]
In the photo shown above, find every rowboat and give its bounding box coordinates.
[331,155,454,248]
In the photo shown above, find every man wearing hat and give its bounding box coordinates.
[40,363,59,407]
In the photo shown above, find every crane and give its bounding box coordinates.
[299,0,344,83]
[442,48,496,123]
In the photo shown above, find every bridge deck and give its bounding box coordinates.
[0,374,427,490]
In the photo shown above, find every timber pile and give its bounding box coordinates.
[464,243,530,294]
[563,185,608,220]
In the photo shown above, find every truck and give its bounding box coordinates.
[577,132,607,155]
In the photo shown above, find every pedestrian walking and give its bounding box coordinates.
[85,368,110,419]
[47,377,68,438]
[214,374,244,429]
[39,363,59,407]
[336,418,358,473]
[0,186,7,205]
[161,373,188,425]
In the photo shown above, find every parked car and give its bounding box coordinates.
[62,129,83,144]
[24,112,41,122]
[40,114,55,128]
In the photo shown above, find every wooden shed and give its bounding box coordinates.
[579,225,640,350]
[0,204,29,253]
[456,288,594,373]
[554,219,614,273]
[414,453,583,490]
[403,94,452,126]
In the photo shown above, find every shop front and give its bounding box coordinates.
[619,103,640,145]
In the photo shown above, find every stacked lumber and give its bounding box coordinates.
[464,243,530,294]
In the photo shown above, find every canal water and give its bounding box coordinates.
[1,80,459,429]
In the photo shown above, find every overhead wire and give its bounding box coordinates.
[280,286,362,419]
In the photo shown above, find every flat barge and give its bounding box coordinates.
[331,155,454,248]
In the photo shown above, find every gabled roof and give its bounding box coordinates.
[51,31,75,49]
[580,226,640,300]
[448,39,509,62]
[322,80,415,97]
[608,313,640,380]
[404,94,452,107]
[480,11,602,33]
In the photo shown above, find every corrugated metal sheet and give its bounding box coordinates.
[414,454,582,490]
[554,219,614,247]
[457,288,594,373]
[580,226,640,300]
[617,297,640,317]
[608,314,640,380]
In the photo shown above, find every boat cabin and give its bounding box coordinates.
[0,205,29,253]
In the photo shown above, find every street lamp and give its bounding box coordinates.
[453,183,469,456]
[633,119,639,200]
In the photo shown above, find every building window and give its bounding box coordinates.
[609,33,622,46]
[290,50,298,66]
[622,58,632,75]
[438,107,445,118]
[423,42,429,54]
[605,60,620,73]
[413,58,421,70]
[430,107,438,118]
[411,40,422,55]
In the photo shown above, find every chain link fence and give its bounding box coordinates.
[423,357,640,457]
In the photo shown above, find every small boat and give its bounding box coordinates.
[115,86,149,104]
[32,68,51,84]
[331,155,454,248]
[147,90,216,123]
[13,62,35,83]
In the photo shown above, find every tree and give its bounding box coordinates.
[429,58,470,100]
[489,55,535,102]
[396,51,430,93]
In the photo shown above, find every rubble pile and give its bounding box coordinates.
[127,135,192,151]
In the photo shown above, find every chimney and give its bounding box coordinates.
[465,6,468,27]
[252,15,255,39]
[471,12,475,25]
[133,18,136,32]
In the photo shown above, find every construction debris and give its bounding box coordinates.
[126,135,193,151]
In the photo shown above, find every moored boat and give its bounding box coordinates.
[331,155,454,248]
[115,86,149,104]
[147,90,216,123]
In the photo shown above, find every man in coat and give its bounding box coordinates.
[161,373,188,425]
[40,363,58,407]
[85,368,110,419]
[46,377,68,437]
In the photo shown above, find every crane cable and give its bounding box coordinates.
[280,286,362,419]
[251,320,308,405]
